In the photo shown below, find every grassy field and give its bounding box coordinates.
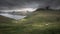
[0,10,60,34]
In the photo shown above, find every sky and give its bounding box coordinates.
[0,0,60,10]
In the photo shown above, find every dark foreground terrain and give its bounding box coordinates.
[0,10,60,34]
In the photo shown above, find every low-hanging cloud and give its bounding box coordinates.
[0,0,60,10]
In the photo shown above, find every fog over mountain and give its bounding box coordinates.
[0,0,60,10]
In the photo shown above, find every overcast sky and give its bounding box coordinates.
[0,0,60,10]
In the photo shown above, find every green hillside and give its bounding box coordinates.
[0,15,17,34]
[18,10,60,34]
[0,10,60,34]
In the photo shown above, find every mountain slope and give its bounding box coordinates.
[17,10,60,34]
[0,10,60,34]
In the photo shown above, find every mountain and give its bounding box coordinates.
[18,10,60,34]
[0,10,60,34]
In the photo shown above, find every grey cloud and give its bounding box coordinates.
[0,0,60,10]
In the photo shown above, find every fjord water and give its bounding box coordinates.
[0,13,26,20]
